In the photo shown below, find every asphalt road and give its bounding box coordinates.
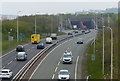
[0,32,81,79]
[30,30,97,80]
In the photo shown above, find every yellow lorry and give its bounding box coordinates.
[31,34,40,44]
[50,33,57,40]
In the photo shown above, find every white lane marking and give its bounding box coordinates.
[75,56,79,80]
[55,67,58,72]
[57,61,60,66]
[7,61,13,65]
[29,38,73,80]
[52,74,55,79]
[2,66,5,69]
[32,47,34,48]
[27,49,30,52]
[60,56,63,61]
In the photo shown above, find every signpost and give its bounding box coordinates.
[91,54,95,63]
[19,33,24,41]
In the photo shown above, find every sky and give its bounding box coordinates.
[1,1,119,15]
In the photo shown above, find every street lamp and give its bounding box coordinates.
[35,12,40,34]
[102,26,113,80]
[102,14,105,75]
[17,11,21,42]
[107,27,113,80]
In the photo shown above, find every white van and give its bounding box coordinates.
[46,37,52,44]
[16,52,27,61]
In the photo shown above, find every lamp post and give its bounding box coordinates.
[107,14,113,79]
[17,11,21,42]
[102,15,105,75]
[107,27,113,80]
[35,12,40,34]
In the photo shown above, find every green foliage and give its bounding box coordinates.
[87,13,118,79]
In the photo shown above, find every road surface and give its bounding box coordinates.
[30,30,97,80]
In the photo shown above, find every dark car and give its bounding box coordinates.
[68,32,72,35]
[73,30,78,33]
[77,38,83,44]
[16,45,25,52]
[37,43,45,49]
[81,30,85,33]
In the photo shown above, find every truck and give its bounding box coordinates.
[31,34,40,44]
[50,33,57,40]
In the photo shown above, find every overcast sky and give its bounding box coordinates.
[1,1,119,15]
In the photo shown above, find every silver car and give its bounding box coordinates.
[58,70,70,81]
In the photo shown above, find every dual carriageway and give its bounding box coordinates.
[0,29,97,80]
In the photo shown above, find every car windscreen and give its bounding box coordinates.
[63,55,71,58]
[1,71,8,73]
[59,71,69,75]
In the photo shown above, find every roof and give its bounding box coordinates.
[60,70,68,72]
[18,52,25,55]
[1,69,10,71]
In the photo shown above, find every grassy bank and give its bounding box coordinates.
[86,32,103,79]
[2,38,30,55]
[86,28,118,79]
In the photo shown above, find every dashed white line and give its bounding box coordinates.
[27,49,30,51]
[57,62,60,66]
[2,66,5,69]
[7,61,13,65]
[52,74,55,79]
[60,55,63,61]
[55,67,58,72]
[75,56,79,80]
[60,57,62,60]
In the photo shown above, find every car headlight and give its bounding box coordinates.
[58,76,61,79]
[66,76,70,79]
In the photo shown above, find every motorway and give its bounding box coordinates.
[0,32,82,80]
[30,30,97,80]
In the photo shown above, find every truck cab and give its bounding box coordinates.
[50,33,57,40]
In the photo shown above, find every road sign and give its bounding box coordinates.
[19,33,24,39]
[91,54,95,61]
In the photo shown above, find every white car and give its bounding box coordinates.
[64,51,72,56]
[46,37,52,44]
[63,54,73,64]
[58,70,70,81]
[0,69,13,78]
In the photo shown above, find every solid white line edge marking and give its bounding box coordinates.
[75,56,79,80]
